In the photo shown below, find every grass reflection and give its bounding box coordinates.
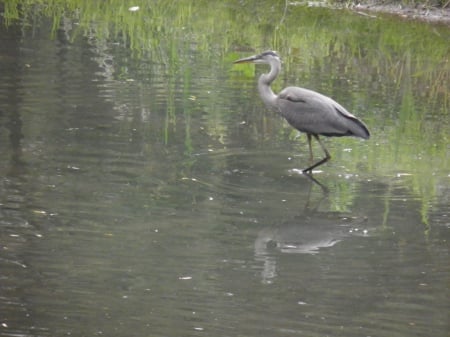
[2,0,448,225]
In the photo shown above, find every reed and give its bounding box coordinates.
[2,0,448,222]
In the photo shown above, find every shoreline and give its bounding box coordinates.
[351,2,450,25]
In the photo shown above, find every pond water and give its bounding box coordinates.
[0,2,449,337]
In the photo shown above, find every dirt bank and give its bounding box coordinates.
[352,2,450,25]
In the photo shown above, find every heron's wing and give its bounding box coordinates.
[276,87,369,139]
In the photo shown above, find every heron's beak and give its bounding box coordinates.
[233,54,259,64]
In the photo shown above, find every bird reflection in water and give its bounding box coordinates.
[254,192,368,284]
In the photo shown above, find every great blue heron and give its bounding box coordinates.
[234,50,370,173]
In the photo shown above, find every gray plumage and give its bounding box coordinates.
[234,50,370,173]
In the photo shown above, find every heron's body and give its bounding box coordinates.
[234,50,370,173]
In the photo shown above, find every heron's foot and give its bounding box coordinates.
[302,156,330,173]
[302,167,312,174]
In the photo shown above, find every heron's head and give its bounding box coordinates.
[234,50,281,65]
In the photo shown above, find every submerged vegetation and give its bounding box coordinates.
[1,0,449,225]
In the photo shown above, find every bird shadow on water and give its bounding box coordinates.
[254,174,368,284]
[287,167,330,195]
[302,171,329,194]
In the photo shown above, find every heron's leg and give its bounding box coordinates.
[302,135,331,173]
[307,133,313,161]
[315,135,331,160]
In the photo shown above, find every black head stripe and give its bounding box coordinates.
[261,50,279,58]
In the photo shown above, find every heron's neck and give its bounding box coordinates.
[257,61,280,111]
